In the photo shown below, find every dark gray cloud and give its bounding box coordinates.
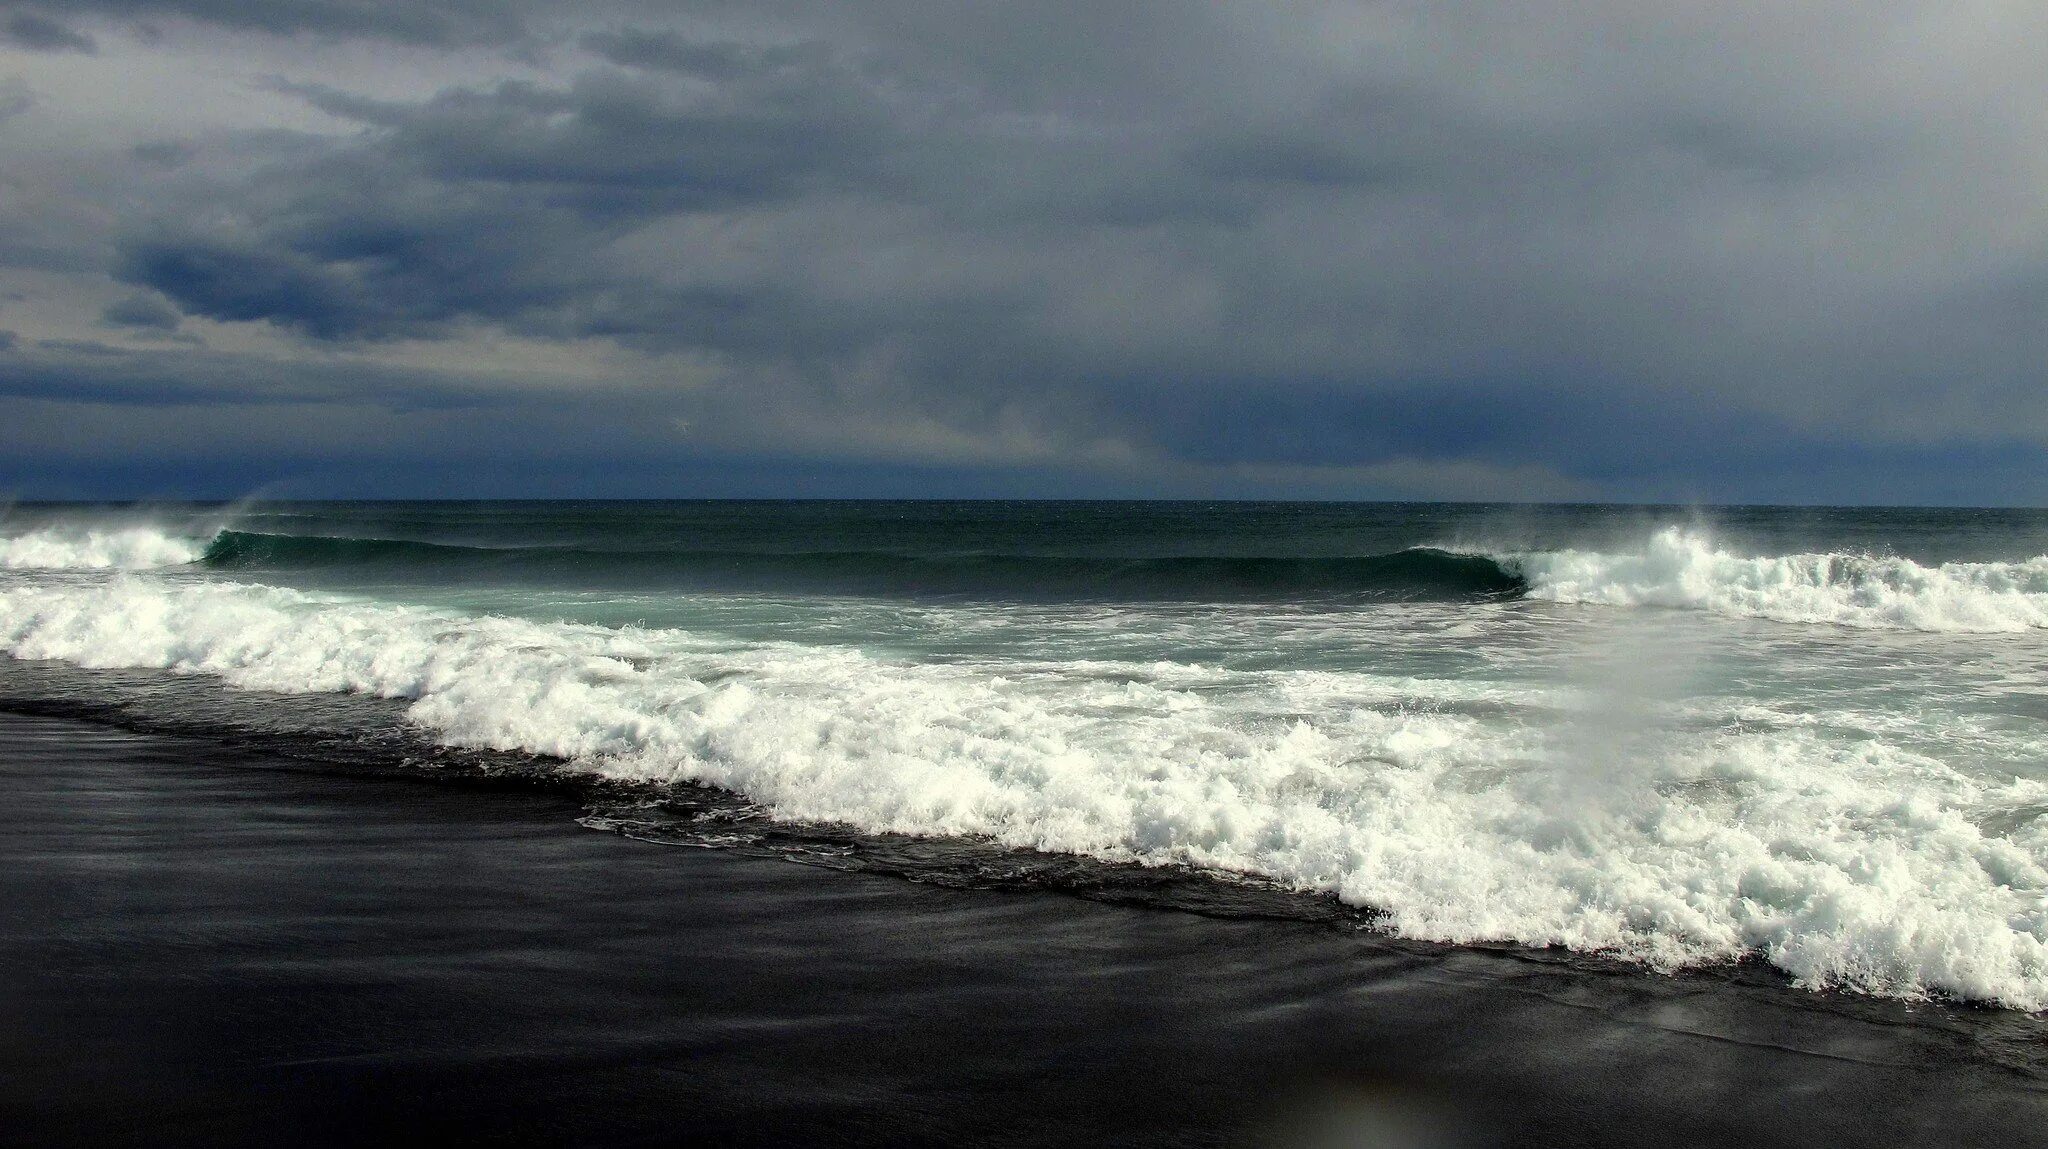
[4,10,95,51]
[99,290,181,330]
[14,0,526,46]
[4,2,2048,500]
[121,56,903,342]
[0,337,506,408]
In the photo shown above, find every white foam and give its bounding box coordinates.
[0,525,210,570]
[4,572,2048,1008]
[1506,527,2048,632]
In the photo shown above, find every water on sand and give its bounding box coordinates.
[4,711,2045,1148]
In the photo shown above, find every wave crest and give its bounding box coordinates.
[5,572,2048,1007]
[201,530,1526,601]
[17,518,2048,631]
[1505,527,2048,632]
[0,525,210,570]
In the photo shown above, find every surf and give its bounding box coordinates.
[0,524,211,570]
[1503,526,2048,632]
[4,565,2048,1009]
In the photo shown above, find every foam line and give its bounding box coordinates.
[4,571,2047,1008]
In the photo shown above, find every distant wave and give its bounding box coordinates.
[1504,527,2048,633]
[203,530,495,567]
[202,525,2048,629]
[11,520,2048,632]
[200,529,1528,601]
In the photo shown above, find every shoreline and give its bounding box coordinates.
[0,656,2039,1020]
[4,709,2046,1146]
[0,658,2030,1011]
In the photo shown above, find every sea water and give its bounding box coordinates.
[5,500,2048,1008]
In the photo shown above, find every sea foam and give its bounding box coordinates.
[1506,527,2048,632]
[0,524,209,570]
[4,571,2048,1009]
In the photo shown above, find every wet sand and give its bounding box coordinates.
[2,711,2044,1147]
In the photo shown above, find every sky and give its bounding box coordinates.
[0,1,2045,503]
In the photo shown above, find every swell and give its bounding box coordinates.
[198,527,2048,629]
[17,519,2048,632]
[201,530,1529,601]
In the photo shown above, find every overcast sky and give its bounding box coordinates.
[1,1,2044,502]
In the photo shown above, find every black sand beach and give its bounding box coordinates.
[3,709,2045,1147]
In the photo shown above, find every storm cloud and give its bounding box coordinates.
[21,0,528,46]
[2,1,2046,500]
[3,11,94,52]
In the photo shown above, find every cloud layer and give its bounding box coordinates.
[2,1,2046,500]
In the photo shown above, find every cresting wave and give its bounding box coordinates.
[198,530,1529,601]
[1506,527,2048,632]
[0,524,210,570]
[3,570,2048,1008]
[10,521,2048,631]
[0,525,1526,599]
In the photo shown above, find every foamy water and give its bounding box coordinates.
[1510,526,2048,632]
[0,525,210,570]
[6,510,2048,1008]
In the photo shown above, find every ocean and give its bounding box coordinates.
[8,499,2048,1143]
[6,500,2048,1010]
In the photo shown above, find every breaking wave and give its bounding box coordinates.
[1506,527,2048,632]
[3,570,2048,1008]
[11,519,2048,632]
[198,529,1527,601]
[0,525,210,570]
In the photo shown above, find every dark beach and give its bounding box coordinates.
[4,710,2045,1148]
